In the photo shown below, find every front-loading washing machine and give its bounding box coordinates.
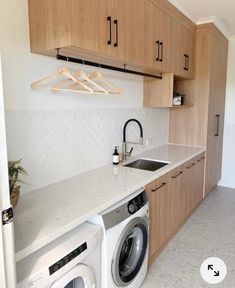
[16,222,103,288]
[89,188,149,288]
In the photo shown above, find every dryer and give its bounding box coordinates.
[17,222,103,288]
[89,188,149,288]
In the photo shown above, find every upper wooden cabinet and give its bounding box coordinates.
[123,0,146,66]
[71,0,126,60]
[169,19,195,79]
[144,1,171,72]
[28,0,196,77]
[29,0,145,66]
[29,0,125,59]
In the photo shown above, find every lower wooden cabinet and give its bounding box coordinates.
[184,153,205,217]
[147,173,171,265]
[146,152,205,266]
[169,164,186,233]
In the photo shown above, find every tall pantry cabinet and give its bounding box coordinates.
[169,23,228,196]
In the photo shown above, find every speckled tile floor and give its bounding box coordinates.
[141,186,235,288]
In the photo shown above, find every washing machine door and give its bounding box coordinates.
[50,264,95,288]
[112,217,148,287]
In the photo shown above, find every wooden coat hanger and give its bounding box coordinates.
[89,71,122,94]
[31,67,78,88]
[31,67,94,93]
[71,70,109,94]
[51,78,94,94]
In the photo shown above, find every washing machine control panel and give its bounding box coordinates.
[127,191,147,214]
[49,242,87,275]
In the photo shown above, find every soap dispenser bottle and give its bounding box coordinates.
[113,146,120,165]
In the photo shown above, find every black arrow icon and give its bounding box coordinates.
[208,265,214,270]
[214,271,220,277]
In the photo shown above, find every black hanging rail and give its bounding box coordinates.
[56,50,162,80]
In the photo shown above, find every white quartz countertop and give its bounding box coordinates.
[14,144,205,262]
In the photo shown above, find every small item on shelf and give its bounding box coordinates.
[112,146,120,165]
[173,93,185,106]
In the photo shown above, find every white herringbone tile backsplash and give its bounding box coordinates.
[5,108,168,193]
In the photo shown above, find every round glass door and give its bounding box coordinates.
[50,264,95,288]
[65,278,85,288]
[112,218,148,287]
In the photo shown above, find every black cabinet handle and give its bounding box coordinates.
[156,41,160,61]
[214,114,220,137]
[197,156,205,162]
[151,182,166,192]
[114,19,118,47]
[172,171,183,179]
[184,54,187,70]
[184,54,189,71]
[187,55,189,71]
[160,42,163,62]
[186,163,195,169]
[107,16,112,45]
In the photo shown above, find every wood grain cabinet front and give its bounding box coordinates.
[144,1,171,72]
[169,164,186,232]
[73,0,125,60]
[146,153,205,267]
[184,153,205,217]
[169,18,195,79]
[146,173,171,266]
[169,24,228,197]
[29,0,145,66]
[28,0,196,75]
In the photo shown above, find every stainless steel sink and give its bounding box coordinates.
[124,158,169,171]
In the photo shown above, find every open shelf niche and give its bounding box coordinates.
[143,73,193,108]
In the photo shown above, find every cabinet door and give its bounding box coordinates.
[169,19,195,79]
[184,158,196,217]
[169,165,186,232]
[145,1,170,72]
[194,154,205,204]
[181,27,195,78]
[205,35,228,195]
[71,0,125,59]
[123,0,145,66]
[185,154,205,216]
[146,174,171,265]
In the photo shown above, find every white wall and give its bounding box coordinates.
[219,38,235,188]
[0,0,169,193]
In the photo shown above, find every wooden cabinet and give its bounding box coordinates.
[184,153,205,217]
[205,34,227,195]
[28,0,196,76]
[144,1,170,72]
[146,173,171,265]
[169,19,195,79]
[194,154,205,205]
[29,0,126,59]
[71,0,125,58]
[169,24,228,196]
[169,165,186,231]
[143,73,194,108]
[146,154,205,266]
[29,0,145,66]
[123,0,146,66]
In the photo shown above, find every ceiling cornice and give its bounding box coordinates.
[197,16,231,39]
[168,0,232,39]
